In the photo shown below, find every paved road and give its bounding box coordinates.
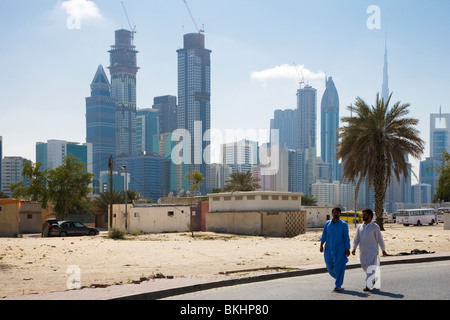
[164,260,450,300]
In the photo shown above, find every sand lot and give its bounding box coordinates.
[1,223,449,299]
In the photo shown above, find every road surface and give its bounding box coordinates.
[164,260,450,300]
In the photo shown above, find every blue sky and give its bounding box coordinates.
[1,0,450,183]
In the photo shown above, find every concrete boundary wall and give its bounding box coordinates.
[206,210,306,237]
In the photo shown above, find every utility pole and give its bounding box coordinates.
[122,165,128,233]
[109,155,113,229]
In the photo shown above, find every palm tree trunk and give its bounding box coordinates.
[373,167,386,231]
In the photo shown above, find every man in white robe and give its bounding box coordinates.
[352,208,387,291]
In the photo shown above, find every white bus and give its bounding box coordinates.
[396,208,437,226]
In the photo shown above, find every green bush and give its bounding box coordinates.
[108,228,125,240]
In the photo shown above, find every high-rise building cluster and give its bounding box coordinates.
[0,29,444,213]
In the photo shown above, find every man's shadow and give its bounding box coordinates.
[338,288,404,299]
[370,289,404,299]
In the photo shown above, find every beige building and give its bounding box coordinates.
[0,200,42,237]
[0,199,20,237]
[444,212,450,231]
[19,201,42,234]
[303,206,335,228]
[111,203,191,234]
[206,191,306,237]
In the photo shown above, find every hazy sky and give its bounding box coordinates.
[1,0,450,183]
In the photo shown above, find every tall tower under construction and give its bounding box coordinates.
[108,29,139,157]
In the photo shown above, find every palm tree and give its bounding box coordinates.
[433,150,450,202]
[94,190,125,213]
[222,171,261,192]
[185,171,205,237]
[336,93,424,230]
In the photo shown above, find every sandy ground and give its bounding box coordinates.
[1,223,449,299]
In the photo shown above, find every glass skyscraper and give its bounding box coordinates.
[36,140,92,173]
[177,33,211,194]
[136,108,159,155]
[153,95,177,135]
[1,157,31,196]
[270,109,298,150]
[108,29,139,157]
[430,112,450,158]
[419,111,450,198]
[126,153,163,202]
[86,65,116,190]
[320,76,340,182]
[0,136,2,192]
[297,85,317,195]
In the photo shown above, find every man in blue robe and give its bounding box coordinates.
[320,207,351,291]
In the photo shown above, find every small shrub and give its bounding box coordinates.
[108,228,125,240]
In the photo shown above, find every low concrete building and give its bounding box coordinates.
[303,206,334,228]
[19,201,42,234]
[111,203,192,234]
[206,191,306,237]
[0,199,20,237]
[0,200,42,237]
[444,212,450,231]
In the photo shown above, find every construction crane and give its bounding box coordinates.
[121,1,137,43]
[293,63,305,89]
[182,0,205,33]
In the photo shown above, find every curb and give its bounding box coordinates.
[111,252,450,300]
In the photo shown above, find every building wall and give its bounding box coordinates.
[303,206,333,228]
[0,200,20,237]
[19,202,42,234]
[207,191,306,237]
[112,204,191,233]
[208,191,302,212]
[444,212,450,231]
[206,210,306,238]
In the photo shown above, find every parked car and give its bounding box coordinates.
[42,218,59,237]
[48,221,99,237]
[386,213,396,223]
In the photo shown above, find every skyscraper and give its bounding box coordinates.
[419,110,450,197]
[126,153,163,202]
[177,33,211,194]
[221,139,259,174]
[288,149,303,193]
[320,76,340,182]
[108,29,139,157]
[153,95,177,135]
[86,65,116,189]
[270,109,298,149]
[136,108,159,155]
[1,157,31,196]
[36,140,92,173]
[0,136,2,192]
[382,42,389,102]
[297,85,317,195]
[430,111,450,158]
